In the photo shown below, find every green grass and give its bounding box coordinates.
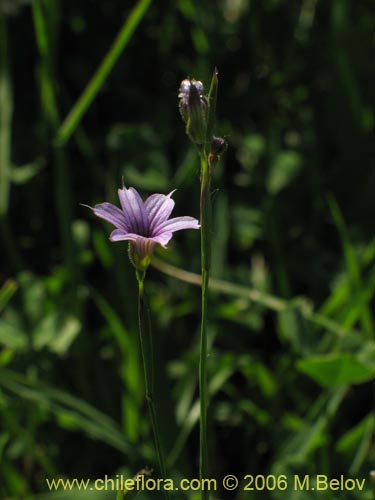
[0,1,374,499]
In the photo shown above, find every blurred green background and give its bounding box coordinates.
[0,0,374,498]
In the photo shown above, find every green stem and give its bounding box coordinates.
[370,471,375,500]
[137,274,169,500]
[199,151,211,500]
[0,14,11,217]
[0,15,23,271]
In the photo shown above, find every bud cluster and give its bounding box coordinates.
[178,73,227,166]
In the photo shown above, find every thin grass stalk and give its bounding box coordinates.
[199,150,211,500]
[0,14,11,217]
[32,1,79,299]
[137,273,169,500]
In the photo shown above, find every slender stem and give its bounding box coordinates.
[0,14,11,217]
[371,471,375,500]
[0,15,22,271]
[137,275,169,500]
[199,151,211,499]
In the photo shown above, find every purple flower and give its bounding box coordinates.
[88,186,200,271]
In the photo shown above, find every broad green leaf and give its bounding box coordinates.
[297,353,375,387]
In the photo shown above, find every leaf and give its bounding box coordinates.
[206,67,218,143]
[0,368,135,456]
[0,320,27,350]
[277,307,312,354]
[337,413,374,454]
[11,160,44,184]
[237,134,266,171]
[33,313,80,355]
[274,390,345,469]
[231,206,263,249]
[167,351,236,468]
[328,195,374,336]
[297,353,375,387]
[49,316,81,355]
[336,413,375,475]
[124,161,168,191]
[267,150,302,194]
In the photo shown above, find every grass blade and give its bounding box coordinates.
[56,0,153,146]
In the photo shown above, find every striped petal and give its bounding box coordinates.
[145,191,176,234]
[91,202,129,231]
[150,232,173,247]
[156,216,200,235]
[118,187,149,235]
[109,230,138,242]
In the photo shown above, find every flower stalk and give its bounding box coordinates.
[87,186,199,500]
[179,68,226,500]
[199,149,211,497]
[136,271,169,500]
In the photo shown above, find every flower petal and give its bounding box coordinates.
[118,187,149,235]
[91,202,129,231]
[109,230,138,242]
[156,216,200,235]
[150,232,173,247]
[145,191,176,234]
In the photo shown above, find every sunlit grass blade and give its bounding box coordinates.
[56,0,152,146]
[151,257,363,338]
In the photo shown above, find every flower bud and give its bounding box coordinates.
[210,136,227,156]
[178,79,208,146]
[208,136,227,168]
[128,241,153,272]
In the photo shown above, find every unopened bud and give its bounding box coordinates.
[210,136,227,156]
[178,79,208,146]
[208,136,227,169]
